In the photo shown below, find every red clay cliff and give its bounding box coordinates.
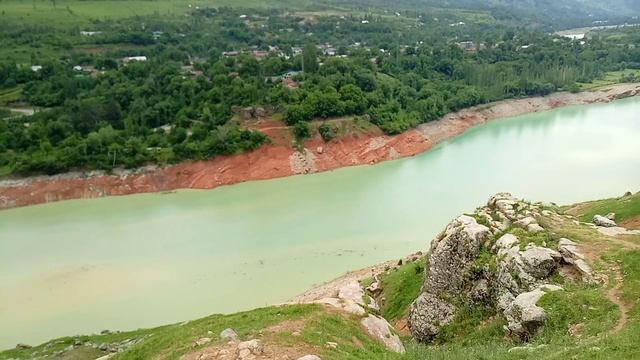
[1,84,638,209]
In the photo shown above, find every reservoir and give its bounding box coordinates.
[1,98,639,348]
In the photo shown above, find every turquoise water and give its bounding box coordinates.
[1,98,639,348]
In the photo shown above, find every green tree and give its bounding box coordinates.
[302,43,318,74]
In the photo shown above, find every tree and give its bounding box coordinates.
[302,43,318,74]
[293,121,311,140]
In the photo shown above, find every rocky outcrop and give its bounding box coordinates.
[408,215,491,342]
[408,193,594,343]
[557,238,593,282]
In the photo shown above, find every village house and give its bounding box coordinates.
[123,56,147,63]
[456,41,485,53]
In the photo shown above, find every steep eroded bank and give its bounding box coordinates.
[1,83,639,209]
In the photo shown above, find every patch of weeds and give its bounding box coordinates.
[509,228,560,250]
[378,257,426,323]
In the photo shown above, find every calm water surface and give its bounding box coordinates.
[1,98,640,348]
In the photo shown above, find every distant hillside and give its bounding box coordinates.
[334,0,640,29]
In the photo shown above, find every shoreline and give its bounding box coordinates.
[1,83,639,209]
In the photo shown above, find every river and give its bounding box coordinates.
[1,98,639,349]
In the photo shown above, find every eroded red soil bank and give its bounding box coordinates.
[1,84,638,209]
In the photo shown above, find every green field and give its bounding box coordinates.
[0,86,22,106]
[0,0,318,25]
[579,69,640,90]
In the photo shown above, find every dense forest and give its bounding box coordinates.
[1,6,640,175]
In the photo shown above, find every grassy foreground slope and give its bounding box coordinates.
[2,192,640,360]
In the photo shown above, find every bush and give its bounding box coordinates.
[283,104,312,125]
[293,121,312,140]
[318,122,337,142]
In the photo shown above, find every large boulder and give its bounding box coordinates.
[504,285,562,340]
[520,246,561,279]
[361,315,405,353]
[408,215,491,341]
[592,215,617,227]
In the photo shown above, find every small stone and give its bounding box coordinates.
[605,212,616,221]
[220,328,239,341]
[325,341,338,349]
[527,223,545,233]
[15,343,32,350]
[98,343,109,351]
[195,337,212,346]
[298,355,321,360]
[237,339,263,356]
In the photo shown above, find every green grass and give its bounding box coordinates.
[0,86,22,106]
[565,192,640,223]
[0,0,317,26]
[377,257,426,323]
[0,304,406,360]
[509,227,561,250]
[578,70,640,90]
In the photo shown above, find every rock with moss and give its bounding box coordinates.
[408,215,491,342]
[409,193,580,343]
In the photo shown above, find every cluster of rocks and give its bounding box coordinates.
[234,106,268,120]
[591,212,640,236]
[190,328,321,360]
[408,193,594,343]
[12,334,147,360]
[310,280,405,353]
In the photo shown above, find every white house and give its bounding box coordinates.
[123,56,148,63]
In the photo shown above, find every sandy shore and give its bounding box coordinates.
[1,83,639,209]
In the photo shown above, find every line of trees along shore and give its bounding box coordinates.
[1,8,640,175]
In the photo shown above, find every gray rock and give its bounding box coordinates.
[236,339,263,358]
[298,356,321,360]
[504,285,562,340]
[98,343,108,351]
[527,223,545,233]
[557,238,593,282]
[514,216,536,229]
[470,279,490,302]
[592,215,617,227]
[408,215,490,342]
[360,315,405,353]
[195,337,212,346]
[220,328,239,341]
[15,343,32,350]
[409,292,456,341]
[520,246,560,279]
[606,213,616,221]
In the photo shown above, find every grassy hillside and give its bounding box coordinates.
[3,192,640,359]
